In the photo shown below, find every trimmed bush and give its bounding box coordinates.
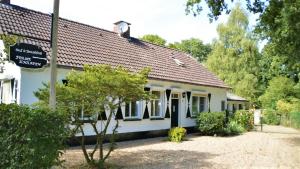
[0,104,69,169]
[224,120,245,135]
[262,109,280,125]
[233,110,254,131]
[168,127,187,142]
[196,112,225,135]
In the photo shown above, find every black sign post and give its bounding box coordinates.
[10,43,47,68]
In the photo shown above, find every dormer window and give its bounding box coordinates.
[173,58,185,67]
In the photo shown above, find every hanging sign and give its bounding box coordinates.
[10,43,47,68]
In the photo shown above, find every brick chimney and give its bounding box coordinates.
[0,0,10,4]
[113,21,131,38]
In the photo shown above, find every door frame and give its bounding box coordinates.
[171,93,180,128]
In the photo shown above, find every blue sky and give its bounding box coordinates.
[11,0,258,44]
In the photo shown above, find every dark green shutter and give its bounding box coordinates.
[165,89,171,118]
[115,104,123,120]
[11,78,15,99]
[98,108,107,120]
[208,93,211,113]
[62,79,68,86]
[186,91,191,118]
[143,87,150,119]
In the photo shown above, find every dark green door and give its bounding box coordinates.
[171,99,179,127]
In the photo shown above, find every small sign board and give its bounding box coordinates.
[10,43,47,68]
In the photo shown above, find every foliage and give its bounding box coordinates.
[262,109,280,125]
[259,76,296,109]
[34,64,150,168]
[0,104,69,169]
[0,34,20,55]
[168,38,211,62]
[233,110,254,131]
[185,0,266,21]
[257,0,300,80]
[276,99,294,115]
[206,5,260,103]
[196,112,225,135]
[140,34,167,46]
[168,127,187,142]
[290,112,300,129]
[184,0,300,83]
[223,120,245,135]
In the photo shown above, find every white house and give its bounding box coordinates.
[0,2,230,141]
[227,92,249,113]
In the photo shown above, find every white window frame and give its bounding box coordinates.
[124,100,142,119]
[150,90,164,118]
[191,95,207,117]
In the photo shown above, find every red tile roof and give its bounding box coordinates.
[0,3,229,88]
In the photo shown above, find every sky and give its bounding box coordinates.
[11,0,258,45]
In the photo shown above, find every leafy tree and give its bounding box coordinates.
[168,38,211,62]
[185,0,266,21]
[140,34,167,46]
[35,65,150,168]
[185,0,300,83]
[0,34,20,55]
[206,5,260,103]
[259,76,296,109]
[257,0,300,82]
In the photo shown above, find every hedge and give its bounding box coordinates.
[0,104,69,169]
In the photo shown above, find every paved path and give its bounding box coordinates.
[64,125,300,169]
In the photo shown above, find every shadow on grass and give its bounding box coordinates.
[108,149,218,169]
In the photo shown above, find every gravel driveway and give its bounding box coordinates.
[63,125,300,169]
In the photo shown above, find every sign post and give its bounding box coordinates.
[10,43,47,68]
[49,0,60,110]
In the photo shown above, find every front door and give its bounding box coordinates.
[171,98,179,127]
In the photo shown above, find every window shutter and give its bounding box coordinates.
[62,79,68,86]
[115,104,123,120]
[186,91,191,118]
[165,89,171,118]
[98,107,107,120]
[143,87,150,119]
[10,78,15,102]
[208,93,211,112]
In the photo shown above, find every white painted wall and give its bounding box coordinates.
[19,67,228,135]
[0,40,21,104]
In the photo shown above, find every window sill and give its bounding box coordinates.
[150,117,164,120]
[123,118,142,121]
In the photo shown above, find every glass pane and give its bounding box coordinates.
[172,94,179,98]
[199,97,205,112]
[125,103,130,117]
[221,101,225,111]
[152,91,160,98]
[151,100,155,116]
[131,101,138,117]
[192,96,198,114]
[155,100,160,116]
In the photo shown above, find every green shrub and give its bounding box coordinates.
[224,120,245,135]
[290,112,300,129]
[262,109,280,125]
[168,127,187,142]
[0,104,69,169]
[233,110,254,131]
[196,112,225,135]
